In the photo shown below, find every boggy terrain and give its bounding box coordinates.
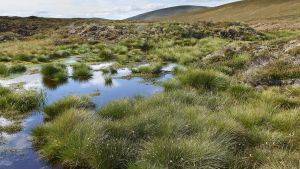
[0,16,299,169]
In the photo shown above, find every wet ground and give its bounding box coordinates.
[0,60,174,169]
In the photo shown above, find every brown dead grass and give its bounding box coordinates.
[170,0,300,30]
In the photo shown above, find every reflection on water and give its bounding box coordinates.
[42,77,69,90]
[0,62,174,169]
[104,76,113,87]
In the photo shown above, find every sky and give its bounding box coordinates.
[0,0,240,19]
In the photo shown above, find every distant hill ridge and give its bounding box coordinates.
[128,5,208,21]
[169,0,300,29]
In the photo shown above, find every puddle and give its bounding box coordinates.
[0,61,174,169]
[0,118,13,127]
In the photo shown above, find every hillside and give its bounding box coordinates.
[128,5,208,21]
[171,0,300,30]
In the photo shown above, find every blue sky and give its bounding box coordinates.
[0,0,240,19]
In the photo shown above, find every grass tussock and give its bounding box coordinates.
[72,63,93,81]
[41,63,68,82]
[178,69,230,91]
[131,64,163,76]
[0,64,27,77]
[0,86,44,133]
[44,96,94,120]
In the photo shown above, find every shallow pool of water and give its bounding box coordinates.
[0,62,174,169]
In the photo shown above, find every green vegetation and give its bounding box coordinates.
[252,59,300,85]
[44,96,94,120]
[178,69,229,91]
[131,64,163,76]
[0,86,44,133]
[9,64,27,74]
[41,63,68,82]
[33,75,300,168]
[1,16,300,169]
[0,63,9,76]
[0,64,27,77]
[150,38,227,64]
[72,63,93,81]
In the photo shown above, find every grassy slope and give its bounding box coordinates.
[128,5,208,21]
[171,0,300,29]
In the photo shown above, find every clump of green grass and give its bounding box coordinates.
[0,56,12,62]
[113,44,128,55]
[226,54,251,70]
[178,69,230,91]
[0,87,44,133]
[44,96,94,120]
[99,48,115,60]
[7,91,44,113]
[98,99,135,120]
[41,63,68,82]
[9,65,27,74]
[137,137,230,169]
[37,56,51,62]
[50,50,70,58]
[0,63,9,76]
[131,64,163,76]
[0,64,27,77]
[72,63,92,81]
[16,54,34,62]
[33,109,100,167]
[101,67,117,75]
[0,88,44,113]
[127,49,144,62]
[229,83,256,100]
[163,79,182,92]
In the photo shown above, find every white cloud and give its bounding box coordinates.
[0,0,240,19]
